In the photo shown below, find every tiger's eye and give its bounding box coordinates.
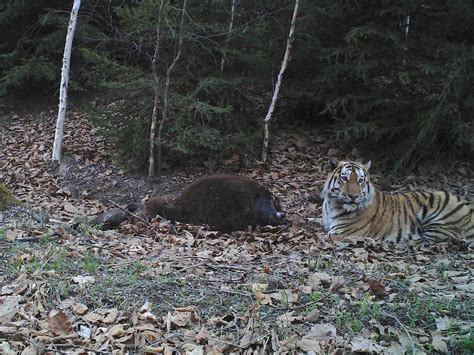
[358,178,364,183]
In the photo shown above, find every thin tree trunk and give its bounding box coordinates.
[156,0,187,176]
[52,0,81,168]
[402,15,410,65]
[147,0,166,181]
[261,0,299,163]
[220,0,236,72]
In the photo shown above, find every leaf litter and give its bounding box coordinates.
[0,112,473,353]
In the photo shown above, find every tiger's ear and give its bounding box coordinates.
[364,160,372,171]
[328,157,339,170]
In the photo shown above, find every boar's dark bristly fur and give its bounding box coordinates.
[136,175,285,232]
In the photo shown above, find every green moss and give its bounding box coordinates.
[0,183,18,210]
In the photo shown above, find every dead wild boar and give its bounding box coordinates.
[135,175,286,232]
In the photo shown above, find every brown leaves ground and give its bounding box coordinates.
[0,112,473,353]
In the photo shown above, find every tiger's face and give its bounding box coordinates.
[321,158,374,211]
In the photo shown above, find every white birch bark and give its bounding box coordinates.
[220,0,237,72]
[52,0,81,167]
[147,0,166,181]
[156,0,187,176]
[262,0,299,163]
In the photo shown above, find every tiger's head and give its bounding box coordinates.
[321,158,374,211]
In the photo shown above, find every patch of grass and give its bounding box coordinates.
[392,291,471,329]
[334,294,383,335]
[50,250,76,273]
[310,290,323,302]
[82,252,101,273]
[0,183,18,209]
[457,333,474,353]
[124,261,149,283]
[77,222,102,238]
[46,277,71,300]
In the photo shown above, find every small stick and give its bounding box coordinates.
[108,199,150,226]
[383,311,416,354]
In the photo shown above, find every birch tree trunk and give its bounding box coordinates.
[220,0,237,72]
[156,0,187,176]
[147,0,166,181]
[261,0,299,163]
[52,0,81,168]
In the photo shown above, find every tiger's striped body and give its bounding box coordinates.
[321,159,474,243]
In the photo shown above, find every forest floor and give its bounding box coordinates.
[0,110,473,354]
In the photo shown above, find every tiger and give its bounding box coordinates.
[321,158,474,244]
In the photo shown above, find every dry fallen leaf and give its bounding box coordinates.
[6,230,24,242]
[72,275,96,287]
[351,336,384,352]
[195,326,209,344]
[328,276,345,292]
[365,277,387,297]
[432,333,448,352]
[63,202,78,214]
[304,308,320,322]
[0,296,21,324]
[72,302,88,315]
[83,312,103,323]
[103,308,118,324]
[255,291,272,306]
[48,310,73,336]
[307,272,332,290]
[108,324,125,337]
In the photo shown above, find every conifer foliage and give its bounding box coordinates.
[1,0,472,171]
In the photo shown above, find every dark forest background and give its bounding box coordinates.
[1,0,473,172]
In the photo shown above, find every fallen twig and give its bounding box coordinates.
[383,311,416,354]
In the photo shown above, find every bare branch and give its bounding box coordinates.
[148,0,166,181]
[261,0,299,163]
[220,0,237,72]
[156,0,188,176]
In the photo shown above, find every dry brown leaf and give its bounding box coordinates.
[268,289,298,304]
[432,333,448,352]
[6,229,24,242]
[328,276,345,292]
[365,277,387,297]
[304,308,320,322]
[72,275,95,287]
[255,291,272,306]
[83,312,103,323]
[48,310,73,336]
[251,283,268,293]
[0,325,17,334]
[195,326,209,344]
[276,312,303,327]
[351,336,384,352]
[20,345,37,355]
[108,324,125,337]
[239,314,256,348]
[72,302,88,315]
[63,202,78,213]
[0,296,21,324]
[307,272,332,289]
[297,323,336,352]
[103,308,118,324]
